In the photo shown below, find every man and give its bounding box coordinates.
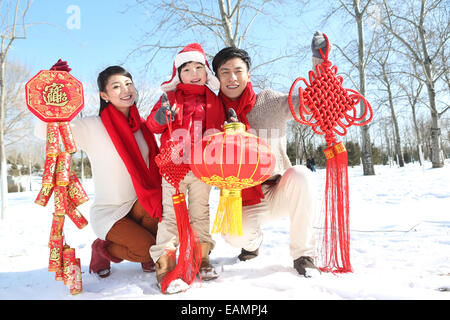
[211,31,328,276]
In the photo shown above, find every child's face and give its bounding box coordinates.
[179,61,207,86]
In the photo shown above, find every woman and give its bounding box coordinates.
[35,63,163,278]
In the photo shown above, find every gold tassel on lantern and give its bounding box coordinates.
[212,189,243,236]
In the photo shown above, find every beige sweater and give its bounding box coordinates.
[246,89,299,177]
[35,117,149,240]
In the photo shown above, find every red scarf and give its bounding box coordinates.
[219,82,256,131]
[101,104,163,220]
[173,83,225,132]
[218,81,264,206]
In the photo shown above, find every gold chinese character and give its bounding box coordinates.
[50,247,61,261]
[334,142,346,154]
[43,83,69,107]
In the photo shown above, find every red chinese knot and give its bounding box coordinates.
[288,34,373,147]
[288,33,374,274]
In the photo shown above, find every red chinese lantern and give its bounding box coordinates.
[190,122,276,236]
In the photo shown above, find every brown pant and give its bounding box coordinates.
[105,200,159,262]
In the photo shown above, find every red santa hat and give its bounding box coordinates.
[161,43,220,92]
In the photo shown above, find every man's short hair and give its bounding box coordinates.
[212,47,251,74]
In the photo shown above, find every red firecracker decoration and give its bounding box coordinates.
[154,108,201,294]
[190,122,275,236]
[25,67,83,123]
[288,34,373,273]
[26,59,89,294]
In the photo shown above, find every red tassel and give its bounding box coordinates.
[319,142,352,273]
[160,192,202,294]
[155,113,202,293]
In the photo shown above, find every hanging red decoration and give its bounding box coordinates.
[154,105,202,294]
[288,34,373,273]
[190,122,275,236]
[27,60,88,294]
[25,69,84,123]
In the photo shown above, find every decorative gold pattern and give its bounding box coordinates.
[25,70,84,122]
[334,142,346,154]
[201,175,257,189]
[43,83,69,107]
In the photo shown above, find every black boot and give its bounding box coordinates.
[293,256,320,277]
[238,248,259,261]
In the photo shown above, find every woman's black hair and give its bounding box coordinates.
[211,47,251,75]
[97,66,133,115]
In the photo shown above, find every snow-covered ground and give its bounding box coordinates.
[0,161,449,301]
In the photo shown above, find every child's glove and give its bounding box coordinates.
[154,92,176,125]
[311,31,330,59]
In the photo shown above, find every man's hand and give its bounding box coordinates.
[311,31,329,59]
[227,108,238,123]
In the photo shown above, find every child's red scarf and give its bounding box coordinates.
[172,83,225,132]
[219,82,264,206]
[101,104,162,220]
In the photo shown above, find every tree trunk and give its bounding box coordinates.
[218,0,237,47]
[382,0,446,167]
[355,0,375,175]
[0,0,31,219]
[430,108,443,168]
[418,0,443,168]
[385,74,404,167]
[425,74,443,168]
[0,59,7,218]
[410,84,424,166]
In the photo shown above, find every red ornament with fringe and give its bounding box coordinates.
[288,34,373,273]
[26,59,89,294]
[154,108,202,294]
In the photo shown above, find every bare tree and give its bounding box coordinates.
[372,36,405,167]
[321,0,377,175]
[381,0,449,168]
[439,39,450,102]
[398,61,425,166]
[287,120,316,164]
[128,0,305,89]
[0,0,32,218]
[3,60,33,147]
[132,0,282,51]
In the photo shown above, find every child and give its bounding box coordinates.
[147,43,226,292]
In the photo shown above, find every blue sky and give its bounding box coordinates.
[10,0,381,118]
[11,0,149,86]
[10,0,329,88]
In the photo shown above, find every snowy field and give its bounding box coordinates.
[0,160,449,302]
